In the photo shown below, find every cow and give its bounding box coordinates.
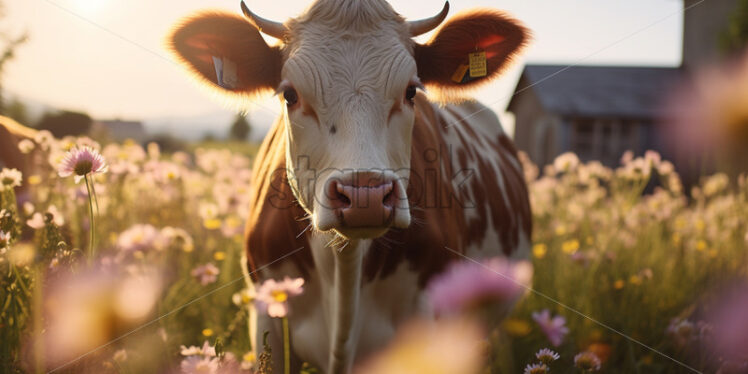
[0,116,37,199]
[168,1,532,372]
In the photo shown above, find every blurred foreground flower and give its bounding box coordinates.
[356,318,484,374]
[57,146,108,183]
[532,309,569,347]
[707,284,748,364]
[255,277,304,318]
[426,257,532,317]
[42,266,162,367]
[0,168,22,190]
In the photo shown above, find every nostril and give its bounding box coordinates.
[327,180,351,210]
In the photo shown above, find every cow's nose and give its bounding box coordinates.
[327,178,396,227]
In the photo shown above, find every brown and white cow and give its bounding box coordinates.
[169,1,531,372]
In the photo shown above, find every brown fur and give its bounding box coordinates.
[0,116,37,186]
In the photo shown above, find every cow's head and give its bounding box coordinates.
[169,0,527,239]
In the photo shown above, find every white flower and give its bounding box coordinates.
[18,139,35,154]
[0,168,22,191]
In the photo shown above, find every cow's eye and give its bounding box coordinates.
[405,85,417,103]
[283,88,298,106]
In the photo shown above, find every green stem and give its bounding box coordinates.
[282,317,290,374]
[84,175,95,263]
[33,266,44,374]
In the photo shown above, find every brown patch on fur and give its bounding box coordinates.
[167,11,283,97]
[414,9,529,92]
[244,119,313,281]
[0,116,38,191]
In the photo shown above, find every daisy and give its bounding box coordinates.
[535,348,560,364]
[0,168,22,191]
[191,263,220,286]
[574,351,601,372]
[255,277,305,318]
[523,363,549,374]
[58,146,108,183]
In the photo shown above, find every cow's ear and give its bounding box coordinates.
[168,12,282,96]
[414,10,528,91]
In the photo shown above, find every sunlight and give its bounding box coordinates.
[68,0,107,15]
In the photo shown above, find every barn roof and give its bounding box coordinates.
[508,64,682,119]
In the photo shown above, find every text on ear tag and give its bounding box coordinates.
[469,51,487,78]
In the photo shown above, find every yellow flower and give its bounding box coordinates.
[555,225,567,236]
[585,236,594,245]
[213,251,226,261]
[502,318,531,337]
[629,275,642,285]
[271,290,288,303]
[695,219,706,232]
[613,279,625,290]
[202,328,213,337]
[28,175,42,185]
[696,239,707,251]
[203,218,222,230]
[672,233,681,245]
[562,240,580,254]
[532,243,547,259]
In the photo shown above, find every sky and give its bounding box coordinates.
[3,0,684,135]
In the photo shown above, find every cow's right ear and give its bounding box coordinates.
[168,12,283,96]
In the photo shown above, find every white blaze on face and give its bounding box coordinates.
[281,21,416,238]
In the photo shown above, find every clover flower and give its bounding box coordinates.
[0,168,22,191]
[58,146,108,183]
[574,351,601,372]
[532,309,569,347]
[255,277,304,318]
[535,348,560,364]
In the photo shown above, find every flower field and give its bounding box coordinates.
[1,133,747,373]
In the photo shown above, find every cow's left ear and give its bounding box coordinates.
[414,10,529,90]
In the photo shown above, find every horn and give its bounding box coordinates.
[408,1,449,37]
[240,1,287,39]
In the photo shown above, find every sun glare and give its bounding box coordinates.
[69,0,107,15]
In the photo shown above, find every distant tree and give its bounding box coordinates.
[720,0,748,56]
[0,1,29,114]
[36,110,93,137]
[229,113,251,141]
[4,97,28,124]
[202,132,216,142]
[146,134,187,153]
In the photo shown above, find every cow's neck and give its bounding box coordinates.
[310,235,368,373]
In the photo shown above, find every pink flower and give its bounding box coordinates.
[117,224,160,253]
[255,277,304,318]
[191,263,220,285]
[426,257,532,316]
[58,146,108,183]
[532,309,569,347]
[180,355,220,374]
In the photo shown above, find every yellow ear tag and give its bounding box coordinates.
[451,64,469,83]
[469,51,487,78]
